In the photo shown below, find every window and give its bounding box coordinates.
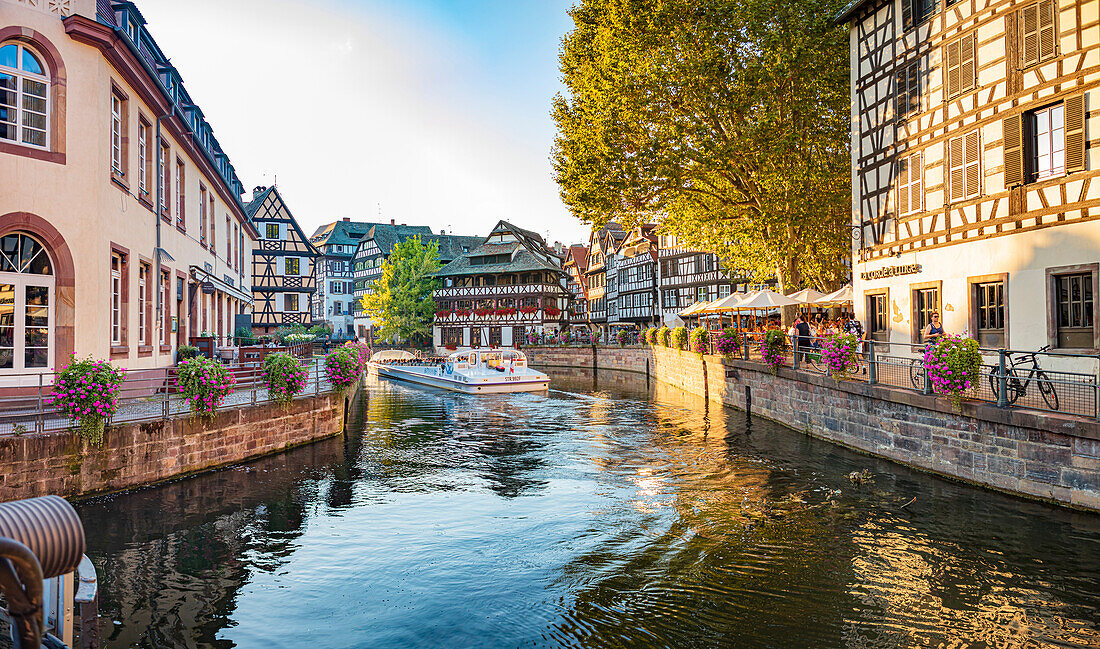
[199,185,207,245]
[285,258,300,276]
[948,131,981,201]
[902,0,937,28]
[209,197,216,253]
[944,33,976,98]
[111,253,122,345]
[138,119,150,197]
[266,223,279,239]
[226,215,231,261]
[679,257,695,276]
[489,327,502,346]
[110,92,125,179]
[0,42,48,148]
[663,289,678,309]
[233,224,239,271]
[697,286,708,302]
[284,293,299,312]
[867,292,888,342]
[911,285,940,342]
[1055,272,1094,348]
[443,327,462,347]
[176,160,185,229]
[138,264,147,346]
[1020,0,1057,68]
[1030,104,1065,179]
[973,281,1005,347]
[897,152,923,215]
[160,143,171,219]
[334,301,343,315]
[162,271,170,346]
[0,234,54,371]
[895,60,923,119]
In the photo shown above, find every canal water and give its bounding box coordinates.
[76,369,1100,648]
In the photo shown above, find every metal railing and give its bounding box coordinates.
[698,331,1099,420]
[0,357,340,438]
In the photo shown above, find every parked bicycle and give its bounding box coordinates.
[988,345,1059,410]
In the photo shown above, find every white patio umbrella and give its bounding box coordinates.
[818,284,854,305]
[731,289,805,310]
[678,301,711,318]
[786,288,827,304]
[699,291,752,313]
[662,313,686,328]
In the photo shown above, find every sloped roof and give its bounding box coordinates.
[243,186,320,257]
[310,220,389,247]
[434,220,565,278]
[426,235,483,263]
[242,186,273,219]
[365,224,434,256]
[564,244,588,269]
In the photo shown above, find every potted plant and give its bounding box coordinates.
[923,334,982,410]
[262,352,308,407]
[176,356,235,419]
[821,333,861,379]
[713,328,740,358]
[658,326,671,347]
[671,326,689,350]
[44,356,126,444]
[759,329,789,374]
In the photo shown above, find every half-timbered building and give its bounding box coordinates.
[244,186,319,334]
[582,224,626,336]
[616,226,661,329]
[657,234,739,322]
[433,220,569,351]
[309,219,386,338]
[840,0,1100,364]
[563,245,589,323]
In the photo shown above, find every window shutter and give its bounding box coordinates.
[1003,114,1024,186]
[965,131,981,197]
[950,136,965,201]
[946,40,960,97]
[960,33,977,93]
[910,153,923,212]
[895,67,908,118]
[1021,4,1039,67]
[1038,0,1057,61]
[1065,94,1086,173]
[903,0,913,30]
[898,157,909,215]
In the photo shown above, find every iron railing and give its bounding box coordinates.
[0,356,338,438]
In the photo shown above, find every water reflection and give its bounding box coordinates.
[76,369,1100,648]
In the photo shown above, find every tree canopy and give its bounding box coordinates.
[360,236,442,343]
[552,0,852,292]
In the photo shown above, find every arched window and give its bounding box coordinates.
[0,233,54,371]
[0,42,49,149]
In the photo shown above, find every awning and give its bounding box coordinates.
[189,266,254,304]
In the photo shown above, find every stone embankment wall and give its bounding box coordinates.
[524,345,653,375]
[526,346,1100,511]
[0,388,359,501]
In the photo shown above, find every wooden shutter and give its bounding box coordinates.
[959,33,977,93]
[949,136,966,201]
[1003,114,1025,186]
[898,156,910,215]
[946,40,960,98]
[903,0,913,30]
[1021,4,1040,67]
[1038,0,1057,61]
[910,153,923,212]
[965,131,981,197]
[1065,94,1086,173]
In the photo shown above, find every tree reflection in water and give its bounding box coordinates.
[73,368,1100,649]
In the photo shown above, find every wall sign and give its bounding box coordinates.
[201,281,216,295]
[860,264,922,280]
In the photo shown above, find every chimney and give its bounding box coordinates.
[252,186,266,199]
[342,217,350,222]
[390,219,395,226]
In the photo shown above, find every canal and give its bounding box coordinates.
[76,368,1100,648]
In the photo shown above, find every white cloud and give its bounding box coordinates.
[135,0,587,244]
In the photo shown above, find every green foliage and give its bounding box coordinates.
[273,324,309,345]
[308,324,332,338]
[177,345,199,361]
[234,326,254,345]
[552,0,851,291]
[924,334,982,411]
[175,356,235,419]
[44,357,125,444]
[671,326,689,350]
[361,236,442,344]
[644,327,657,345]
[689,327,708,353]
[263,353,308,406]
[658,326,671,347]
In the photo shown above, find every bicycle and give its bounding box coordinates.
[988,345,1059,410]
[909,346,929,390]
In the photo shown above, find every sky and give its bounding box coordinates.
[136,0,586,245]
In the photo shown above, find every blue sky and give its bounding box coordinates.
[137,0,585,244]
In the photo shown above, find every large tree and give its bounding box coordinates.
[552,0,852,292]
[361,236,442,343]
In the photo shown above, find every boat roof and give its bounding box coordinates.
[371,350,417,362]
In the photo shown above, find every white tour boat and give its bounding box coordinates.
[368,349,550,394]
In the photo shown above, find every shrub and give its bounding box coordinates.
[714,328,740,357]
[285,332,315,344]
[821,333,861,379]
[644,327,657,345]
[263,353,308,406]
[690,327,708,353]
[923,334,982,411]
[308,324,332,338]
[342,340,371,371]
[234,326,254,345]
[176,356,235,418]
[616,329,632,346]
[671,326,688,350]
[325,347,360,392]
[658,326,671,347]
[177,345,199,362]
[759,329,789,374]
[44,357,125,443]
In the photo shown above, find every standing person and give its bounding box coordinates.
[922,312,945,344]
[843,314,867,374]
[789,313,813,363]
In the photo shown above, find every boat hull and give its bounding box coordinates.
[368,362,550,394]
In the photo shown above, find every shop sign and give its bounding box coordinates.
[201,281,216,295]
[860,264,922,281]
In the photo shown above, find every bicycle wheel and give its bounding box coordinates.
[909,358,924,390]
[987,365,1000,400]
[1035,371,1060,410]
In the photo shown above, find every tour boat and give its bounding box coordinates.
[368,349,550,394]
